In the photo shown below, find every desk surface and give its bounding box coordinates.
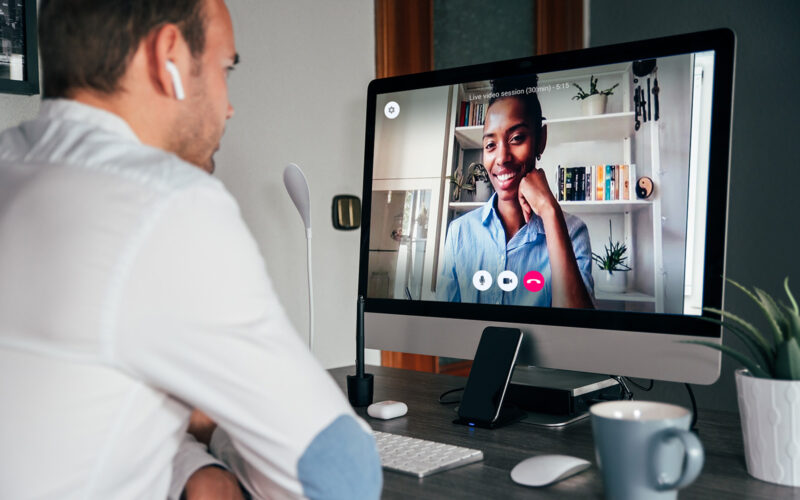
[329,365,798,499]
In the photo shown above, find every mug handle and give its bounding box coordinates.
[652,428,705,490]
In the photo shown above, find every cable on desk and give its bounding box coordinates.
[438,387,464,405]
[685,383,698,432]
[611,376,634,400]
[625,377,654,391]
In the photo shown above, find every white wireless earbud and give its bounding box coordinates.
[164,60,185,101]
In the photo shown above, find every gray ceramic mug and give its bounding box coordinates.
[590,401,704,500]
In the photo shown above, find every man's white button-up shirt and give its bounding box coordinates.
[0,100,380,499]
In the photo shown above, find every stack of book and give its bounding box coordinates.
[556,164,637,202]
[457,97,488,127]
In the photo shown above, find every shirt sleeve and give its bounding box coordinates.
[568,216,595,300]
[435,222,461,302]
[114,180,381,500]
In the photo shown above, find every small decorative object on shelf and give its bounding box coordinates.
[572,75,619,116]
[635,176,654,199]
[592,220,630,293]
[684,277,800,487]
[449,162,492,202]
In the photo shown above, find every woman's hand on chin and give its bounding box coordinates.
[518,168,558,223]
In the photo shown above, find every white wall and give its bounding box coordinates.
[374,87,450,179]
[216,1,376,368]
[0,91,39,132]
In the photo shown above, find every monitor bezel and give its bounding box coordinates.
[358,28,735,339]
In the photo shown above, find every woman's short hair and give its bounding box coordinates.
[488,74,544,144]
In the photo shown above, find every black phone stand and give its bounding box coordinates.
[453,326,525,429]
[453,405,526,429]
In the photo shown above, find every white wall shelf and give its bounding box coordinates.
[595,290,656,303]
[559,200,652,214]
[448,201,485,211]
[454,112,636,150]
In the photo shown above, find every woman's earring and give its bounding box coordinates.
[536,154,542,161]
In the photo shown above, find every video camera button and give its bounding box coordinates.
[497,270,518,292]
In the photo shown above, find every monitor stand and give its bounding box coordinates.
[505,366,620,428]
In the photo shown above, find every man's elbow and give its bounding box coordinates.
[297,415,382,500]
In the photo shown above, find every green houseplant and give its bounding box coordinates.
[572,75,619,116]
[685,277,799,380]
[686,277,800,486]
[592,221,630,293]
[449,162,491,202]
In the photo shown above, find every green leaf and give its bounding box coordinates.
[701,316,773,372]
[703,307,770,351]
[774,338,800,380]
[781,303,800,344]
[785,277,799,315]
[755,287,788,342]
[681,340,771,378]
[727,278,783,344]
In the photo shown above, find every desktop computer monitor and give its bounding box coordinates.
[358,29,735,385]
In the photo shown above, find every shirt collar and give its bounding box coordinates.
[38,98,141,144]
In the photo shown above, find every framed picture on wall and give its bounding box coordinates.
[0,0,39,95]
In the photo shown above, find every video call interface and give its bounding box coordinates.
[367,50,716,317]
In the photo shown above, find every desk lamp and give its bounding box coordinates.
[283,163,314,351]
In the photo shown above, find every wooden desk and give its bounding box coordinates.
[329,365,796,499]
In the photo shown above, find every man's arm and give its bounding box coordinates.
[169,433,244,500]
[182,466,244,500]
[518,169,593,308]
[115,180,382,499]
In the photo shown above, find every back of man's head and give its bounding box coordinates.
[39,0,207,98]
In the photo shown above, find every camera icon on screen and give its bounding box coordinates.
[497,271,518,292]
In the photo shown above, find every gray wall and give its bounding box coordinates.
[591,0,800,411]
[215,0,376,368]
[434,0,535,69]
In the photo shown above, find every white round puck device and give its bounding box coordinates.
[367,400,408,420]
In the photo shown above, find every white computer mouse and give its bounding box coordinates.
[510,454,592,487]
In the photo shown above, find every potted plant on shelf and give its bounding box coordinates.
[592,220,630,293]
[572,75,619,116]
[684,277,800,487]
[449,162,492,202]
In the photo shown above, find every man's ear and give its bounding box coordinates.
[537,124,548,156]
[150,23,191,100]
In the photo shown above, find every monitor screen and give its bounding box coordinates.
[358,29,734,382]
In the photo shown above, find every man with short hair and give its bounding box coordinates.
[0,1,382,498]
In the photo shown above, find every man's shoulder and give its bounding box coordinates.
[0,115,221,196]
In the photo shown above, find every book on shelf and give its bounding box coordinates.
[457,96,488,127]
[556,164,637,202]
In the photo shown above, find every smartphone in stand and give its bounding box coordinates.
[455,327,525,429]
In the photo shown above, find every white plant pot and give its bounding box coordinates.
[581,94,607,116]
[596,270,626,293]
[736,368,800,486]
[474,180,492,202]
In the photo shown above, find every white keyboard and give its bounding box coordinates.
[372,430,484,478]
